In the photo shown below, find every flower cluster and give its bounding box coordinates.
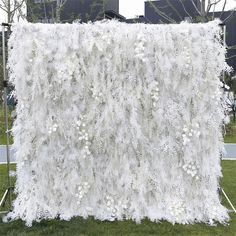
[106,196,118,220]
[183,46,191,74]
[134,34,146,62]
[76,115,91,158]
[182,123,201,146]
[182,161,200,179]
[148,178,159,190]
[90,85,104,103]
[48,123,58,135]
[220,81,230,91]
[151,81,159,108]
[169,201,185,221]
[49,84,59,101]
[76,182,90,205]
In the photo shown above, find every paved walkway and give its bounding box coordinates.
[1,144,236,163]
[0,145,15,163]
[224,144,236,160]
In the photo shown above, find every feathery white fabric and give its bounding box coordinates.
[6,20,229,226]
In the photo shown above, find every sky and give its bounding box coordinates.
[0,0,236,22]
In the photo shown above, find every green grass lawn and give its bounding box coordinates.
[0,164,16,212]
[0,161,235,236]
[225,118,236,143]
[224,135,236,143]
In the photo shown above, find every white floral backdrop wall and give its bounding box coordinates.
[6,20,230,226]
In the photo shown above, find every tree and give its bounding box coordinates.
[147,0,236,23]
[0,0,26,23]
[54,0,109,23]
[0,0,26,103]
[25,0,111,23]
[55,0,67,22]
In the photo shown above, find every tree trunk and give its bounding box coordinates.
[7,0,11,24]
[201,0,206,17]
[56,1,61,23]
[56,8,60,23]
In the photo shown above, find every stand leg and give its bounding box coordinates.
[0,188,10,209]
[221,188,236,213]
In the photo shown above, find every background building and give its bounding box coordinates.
[27,0,123,23]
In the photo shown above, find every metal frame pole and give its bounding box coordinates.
[0,23,12,211]
[220,23,227,137]
[222,24,226,82]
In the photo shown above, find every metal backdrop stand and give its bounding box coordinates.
[0,22,13,214]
